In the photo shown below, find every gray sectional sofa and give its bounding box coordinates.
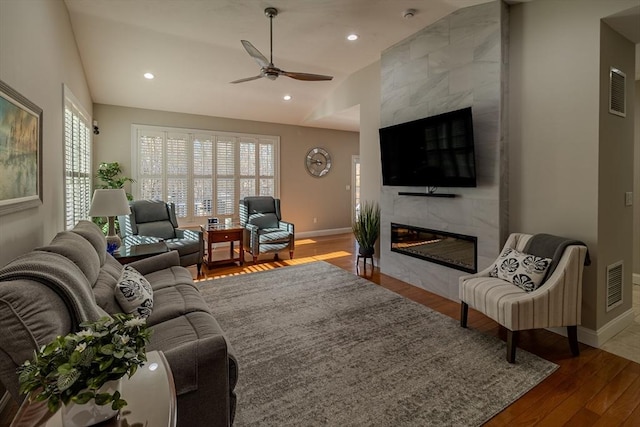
[0,220,237,426]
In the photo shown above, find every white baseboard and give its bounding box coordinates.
[548,308,635,348]
[634,273,640,286]
[296,227,351,239]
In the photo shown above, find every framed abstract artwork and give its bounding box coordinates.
[0,80,43,215]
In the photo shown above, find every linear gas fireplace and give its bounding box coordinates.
[391,223,477,273]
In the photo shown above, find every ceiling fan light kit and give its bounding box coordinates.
[231,7,333,84]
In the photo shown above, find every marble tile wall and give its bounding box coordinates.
[379,1,508,301]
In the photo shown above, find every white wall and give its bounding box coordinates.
[0,0,92,267]
[634,80,640,283]
[598,21,635,327]
[509,0,637,334]
[310,62,382,205]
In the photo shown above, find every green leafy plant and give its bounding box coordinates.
[352,201,381,255]
[95,162,135,199]
[18,313,151,414]
[94,162,135,232]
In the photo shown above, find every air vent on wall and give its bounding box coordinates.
[609,67,626,117]
[606,261,623,311]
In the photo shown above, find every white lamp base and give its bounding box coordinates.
[106,216,122,252]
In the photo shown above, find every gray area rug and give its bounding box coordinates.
[199,261,558,426]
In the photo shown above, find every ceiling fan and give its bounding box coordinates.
[231,7,333,84]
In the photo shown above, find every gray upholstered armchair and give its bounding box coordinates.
[239,196,295,263]
[118,200,204,274]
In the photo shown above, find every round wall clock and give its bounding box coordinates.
[305,147,332,177]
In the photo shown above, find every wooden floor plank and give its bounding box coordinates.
[593,375,640,426]
[565,407,600,426]
[585,365,638,415]
[535,350,631,426]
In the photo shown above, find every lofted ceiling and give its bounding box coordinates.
[64,1,639,132]
[63,0,495,132]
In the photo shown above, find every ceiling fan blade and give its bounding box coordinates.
[240,40,269,68]
[280,71,333,81]
[230,75,264,84]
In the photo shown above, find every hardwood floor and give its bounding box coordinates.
[2,233,638,425]
[194,233,640,426]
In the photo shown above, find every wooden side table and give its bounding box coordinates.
[11,351,176,427]
[201,224,244,267]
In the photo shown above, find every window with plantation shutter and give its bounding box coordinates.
[132,125,279,225]
[63,86,92,230]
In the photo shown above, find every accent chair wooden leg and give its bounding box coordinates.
[197,262,202,276]
[460,302,468,328]
[567,325,579,357]
[506,330,518,363]
[274,253,279,261]
[253,255,258,264]
[289,250,294,259]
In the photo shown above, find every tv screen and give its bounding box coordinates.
[379,107,476,188]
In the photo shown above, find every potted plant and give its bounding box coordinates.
[18,313,151,422]
[95,162,135,197]
[352,201,381,257]
[93,162,135,234]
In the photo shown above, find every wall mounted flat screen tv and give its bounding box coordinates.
[379,107,476,188]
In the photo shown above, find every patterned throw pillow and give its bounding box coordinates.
[489,248,552,292]
[114,266,153,318]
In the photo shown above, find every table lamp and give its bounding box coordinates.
[88,189,131,251]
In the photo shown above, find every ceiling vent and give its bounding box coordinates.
[606,261,623,311]
[609,67,626,117]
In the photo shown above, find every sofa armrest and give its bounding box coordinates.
[128,251,180,275]
[163,335,233,427]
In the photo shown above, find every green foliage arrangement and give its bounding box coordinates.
[95,162,135,200]
[352,201,381,254]
[94,162,135,232]
[18,313,151,413]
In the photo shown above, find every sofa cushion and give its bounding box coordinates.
[136,221,176,240]
[115,266,154,318]
[132,200,171,222]
[246,197,277,215]
[249,213,279,229]
[144,266,196,292]
[145,284,211,326]
[258,228,291,244]
[70,220,107,267]
[93,256,125,314]
[165,238,201,257]
[37,231,101,285]
[490,247,552,292]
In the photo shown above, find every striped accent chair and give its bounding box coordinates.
[239,196,295,263]
[459,233,588,363]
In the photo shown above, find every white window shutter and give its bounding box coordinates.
[132,125,279,224]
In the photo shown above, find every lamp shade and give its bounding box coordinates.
[88,189,131,217]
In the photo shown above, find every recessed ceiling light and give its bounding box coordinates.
[283,95,292,101]
[143,72,155,80]
[347,34,359,41]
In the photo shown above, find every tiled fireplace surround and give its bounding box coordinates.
[379,1,508,301]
